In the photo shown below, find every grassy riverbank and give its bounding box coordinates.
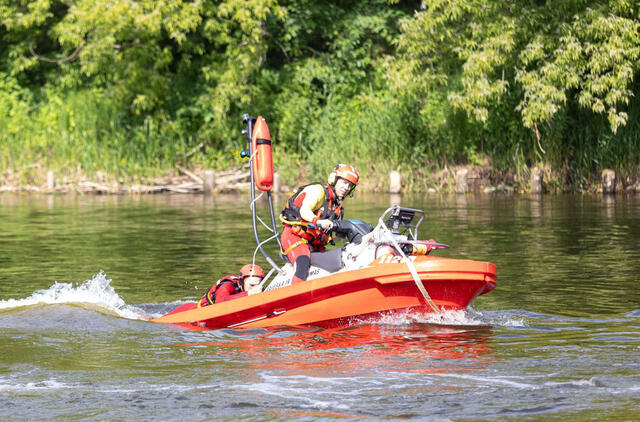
[2,154,640,194]
[2,87,639,194]
[2,95,639,193]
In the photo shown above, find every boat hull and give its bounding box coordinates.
[151,256,496,329]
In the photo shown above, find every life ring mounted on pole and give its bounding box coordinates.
[251,116,274,191]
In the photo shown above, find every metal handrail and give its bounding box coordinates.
[378,206,425,241]
[242,114,283,271]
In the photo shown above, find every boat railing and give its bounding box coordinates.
[378,206,425,241]
[242,114,284,273]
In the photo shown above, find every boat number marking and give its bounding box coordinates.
[376,255,416,264]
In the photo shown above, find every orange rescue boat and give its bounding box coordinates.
[151,114,497,329]
[152,254,495,329]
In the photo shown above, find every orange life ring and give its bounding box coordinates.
[251,116,274,191]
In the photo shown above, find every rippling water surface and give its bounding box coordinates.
[0,193,638,421]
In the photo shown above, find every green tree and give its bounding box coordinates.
[389,0,640,172]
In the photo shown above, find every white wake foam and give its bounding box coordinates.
[0,271,147,320]
[0,379,70,392]
[367,308,525,327]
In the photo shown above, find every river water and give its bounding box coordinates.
[0,192,638,421]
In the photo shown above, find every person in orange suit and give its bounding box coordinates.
[197,264,265,307]
[280,164,359,284]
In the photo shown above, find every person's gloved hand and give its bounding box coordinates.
[316,219,335,230]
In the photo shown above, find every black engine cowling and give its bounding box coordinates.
[333,219,374,243]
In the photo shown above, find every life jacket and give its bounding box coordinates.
[198,275,242,307]
[281,183,343,247]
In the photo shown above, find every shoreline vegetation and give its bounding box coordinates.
[2,2,639,195]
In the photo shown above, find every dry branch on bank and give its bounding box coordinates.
[0,168,253,195]
[3,165,640,195]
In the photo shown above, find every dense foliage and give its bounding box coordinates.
[1,0,638,189]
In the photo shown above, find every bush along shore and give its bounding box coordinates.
[1,162,639,195]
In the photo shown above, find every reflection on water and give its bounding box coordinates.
[175,323,493,374]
